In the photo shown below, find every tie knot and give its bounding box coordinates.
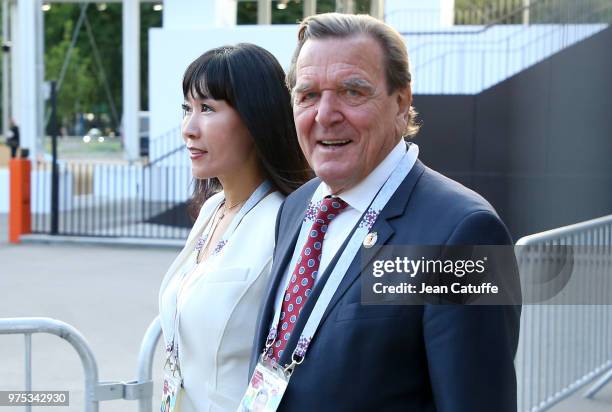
[314,196,348,225]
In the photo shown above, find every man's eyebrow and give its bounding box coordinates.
[341,78,374,92]
[293,83,313,94]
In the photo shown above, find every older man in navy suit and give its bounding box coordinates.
[249,13,520,412]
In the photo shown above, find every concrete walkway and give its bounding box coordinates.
[548,380,612,412]
[0,214,179,411]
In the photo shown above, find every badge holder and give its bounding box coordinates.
[237,340,304,412]
[161,344,184,412]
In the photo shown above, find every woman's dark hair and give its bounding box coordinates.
[182,43,311,216]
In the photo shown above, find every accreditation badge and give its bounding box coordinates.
[237,355,289,412]
[161,345,184,412]
[161,370,183,412]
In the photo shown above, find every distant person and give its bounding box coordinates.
[6,118,20,158]
[249,13,521,411]
[158,43,309,411]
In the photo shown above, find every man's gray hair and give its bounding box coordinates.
[287,13,419,138]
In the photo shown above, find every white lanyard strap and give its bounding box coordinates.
[170,180,273,366]
[266,145,418,371]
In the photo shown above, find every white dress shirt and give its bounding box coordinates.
[270,141,419,323]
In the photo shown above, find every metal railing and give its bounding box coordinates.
[28,124,194,240]
[398,0,612,94]
[0,316,163,412]
[148,126,184,166]
[515,214,612,411]
[30,159,192,240]
[0,318,98,411]
[136,317,163,412]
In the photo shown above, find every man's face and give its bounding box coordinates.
[292,35,411,193]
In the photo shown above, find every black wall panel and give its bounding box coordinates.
[412,26,612,239]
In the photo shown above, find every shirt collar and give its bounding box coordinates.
[311,140,411,213]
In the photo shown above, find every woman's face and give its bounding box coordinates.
[182,94,256,180]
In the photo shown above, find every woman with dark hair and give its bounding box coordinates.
[158,44,309,412]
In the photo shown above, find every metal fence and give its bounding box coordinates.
[30,157,192,240]
[400,0,612,94]
[515,214,612,411]
[28,124,194,240]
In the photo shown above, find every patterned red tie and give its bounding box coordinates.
[270,196,348,362]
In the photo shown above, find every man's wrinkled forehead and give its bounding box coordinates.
[294,35,384,84]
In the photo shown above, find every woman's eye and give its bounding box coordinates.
[181,104,191,117]
[345,89,360,97]
[201,104,214,113]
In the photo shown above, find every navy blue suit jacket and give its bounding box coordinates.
[250,159,521,412]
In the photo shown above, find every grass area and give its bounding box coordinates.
[44,136,124,159]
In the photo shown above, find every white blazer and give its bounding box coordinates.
[159,190,284,412]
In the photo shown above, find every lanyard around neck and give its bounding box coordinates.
[266,144,419,373]
[169,180,273,364]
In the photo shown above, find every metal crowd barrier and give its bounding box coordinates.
[136,317,163,412]
[515,214,612,411]
[0,316,162,412]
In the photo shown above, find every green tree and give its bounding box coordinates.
[238,0,371,25]
[44,3,161,133]
[45,19,96,130]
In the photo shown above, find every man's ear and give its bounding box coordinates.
[396,85,412,120]
[394,85,412,136]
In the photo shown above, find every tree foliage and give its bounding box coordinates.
[43,3,162,133]
[45,19,96,126]
[237,0,370,24]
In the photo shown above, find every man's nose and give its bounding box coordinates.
[315,91,343,127]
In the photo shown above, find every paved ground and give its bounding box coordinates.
[1,213,611,411]
[548,378,612,412]
[0,214,178,411]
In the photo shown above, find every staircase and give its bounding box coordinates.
[398,0,612,94]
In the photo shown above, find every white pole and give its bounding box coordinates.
[523,0,530,25]
[370,0,385,21]
[16,0,39,160]
[303,0,316,19]
[122,0,140,161]
[336,0,355,14]
[2,0,9,139]
[257,0,271,25]
[36,0,45,156]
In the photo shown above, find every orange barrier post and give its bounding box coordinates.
[9,158,32,243]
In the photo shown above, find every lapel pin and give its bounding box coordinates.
[363,232,378,248]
